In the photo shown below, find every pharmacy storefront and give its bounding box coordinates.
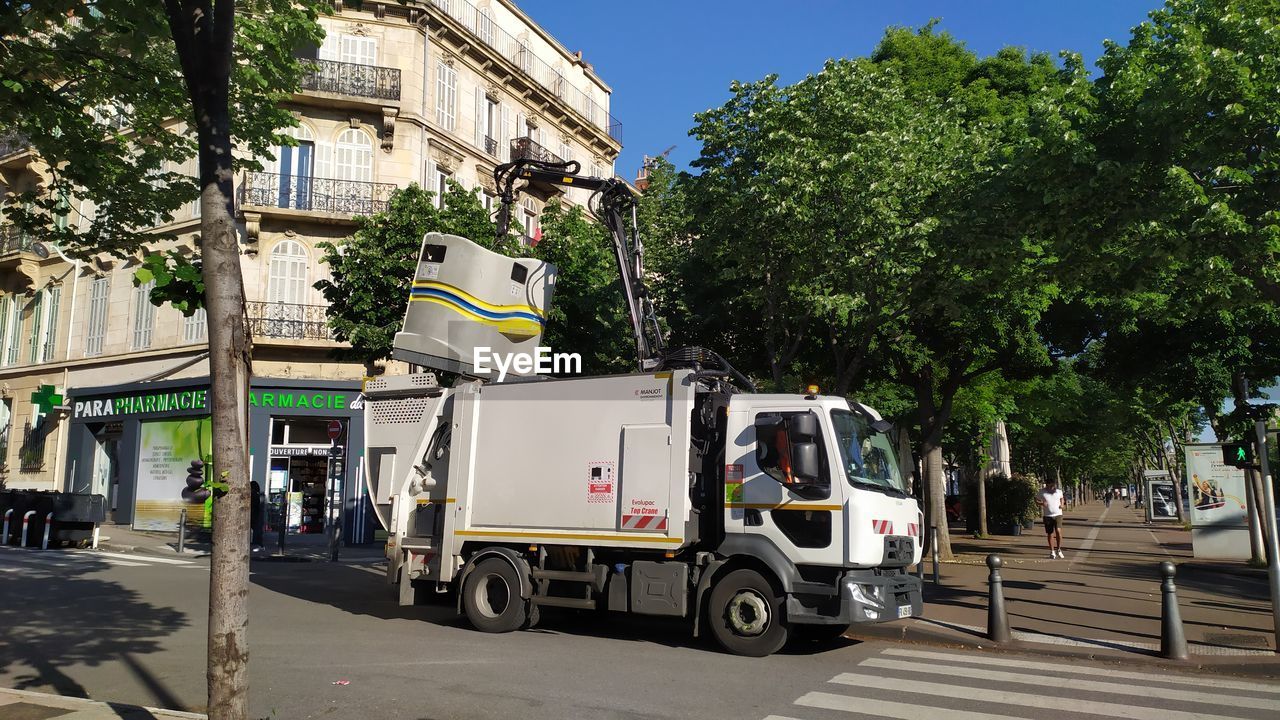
[63,377,374,543]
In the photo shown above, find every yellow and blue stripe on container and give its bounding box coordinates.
[409,280,545,341]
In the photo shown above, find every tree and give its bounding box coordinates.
[3,3,325,718]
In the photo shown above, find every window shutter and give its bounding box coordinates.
[27,292,43,364]
[500,105,511,161]
[474,86,485,149]
[86,276,109,357]
[41,287,60,362]
[319,32,339,61]
[4,297,20,365]
[0,295,8,366]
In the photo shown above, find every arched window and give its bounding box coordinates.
[268,240,309,305]
[334,128,372,182]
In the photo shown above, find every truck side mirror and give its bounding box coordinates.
[790,442,821,483]
[789,413,818,441]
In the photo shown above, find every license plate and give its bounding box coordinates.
[897,605,913,619]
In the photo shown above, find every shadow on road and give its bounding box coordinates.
[0,549,189,708]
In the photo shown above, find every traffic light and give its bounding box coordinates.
[1222,442,1254,469]
[181,460,210,504]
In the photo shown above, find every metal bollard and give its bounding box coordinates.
[41,512,53,550]
[177,508,187,554]
[2,509,12,545]
[986,554,1012,643]
[20,510,36,547]
[1159,561,1189,660]
[931,526,940,584]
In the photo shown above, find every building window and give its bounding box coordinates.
[334,128,373,183]
[523,198,538,245]
[26,291,42,364]
[0,398,11,466]
[272,125,315,210]
[132,279,156,350]
[321,33,377,66]
[436,60,457,131]
[268,240,309,306]
[39,286,61,362]
[435,168,450,210]
[477,7,495,46]
[1,292,20,363]
[86,276,109,357]
[559,141,572,165]
[183,307,207,343]
[478,95,499,155]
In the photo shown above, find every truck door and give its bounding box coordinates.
[724,408,846,566]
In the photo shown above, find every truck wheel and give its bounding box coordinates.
[462,558,528,633]
[707,568,789,656]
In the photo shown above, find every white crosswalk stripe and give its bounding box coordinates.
[881,647,1280,694]
[768,646,1280,720]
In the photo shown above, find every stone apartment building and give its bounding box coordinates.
[0,0,621,537]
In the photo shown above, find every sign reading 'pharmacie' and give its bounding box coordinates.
[74,388,361,419]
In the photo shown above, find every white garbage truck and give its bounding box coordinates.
[362,157,923,656]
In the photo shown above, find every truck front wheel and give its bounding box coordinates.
[707,568,789,656]
[462,558,528,633]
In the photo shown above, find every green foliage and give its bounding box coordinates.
[133,251,206,316]
[0,0,327,258]
[986,473,1039,528]
[528,201,634,375]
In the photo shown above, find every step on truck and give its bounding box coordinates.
[362,157,923,656]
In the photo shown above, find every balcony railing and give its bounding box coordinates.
[0,226,33,255]
[299,58,401,102]
[429,0,622,143]
[0,130,29,158]
[510,137,563,165]
[246,302,335,341]
[484,135,498,158]
[241,172,396,216]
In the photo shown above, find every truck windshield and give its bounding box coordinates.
[831,409,907,495]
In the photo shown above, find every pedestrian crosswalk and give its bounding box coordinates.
[764,646,1280,720]
[0,546,199,572]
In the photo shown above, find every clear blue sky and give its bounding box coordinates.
[520,0,1162,180]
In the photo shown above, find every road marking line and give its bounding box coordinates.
[796,692,1027,720]
[882,648,1280,694]
[826,672,1251,720]
[1070,503,1110,565]
[1147,529,1173,556]
[76,550,193,565]
[761,716,805,720]
[859,657,1278,710]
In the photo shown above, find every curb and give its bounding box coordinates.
[0,686,206,719]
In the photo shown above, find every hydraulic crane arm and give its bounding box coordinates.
[494,156,665,371]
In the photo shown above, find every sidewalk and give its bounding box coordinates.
[95,524,388,564]
[0,686,204,719]
[845,502,1280,677]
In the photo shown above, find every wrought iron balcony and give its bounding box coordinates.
[0,130,29,158]
[510,137,563,165]
[429,0,621,143]
[484,135,498,158]
[0,226,33,255]
[241,172,396,217]
[246,301,335,341]
[299,58,401,102]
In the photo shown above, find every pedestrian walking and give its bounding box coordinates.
[250,480,265,551]
[1036,478,1065,559]
[1104,488,1112,509]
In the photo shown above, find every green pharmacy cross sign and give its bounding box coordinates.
[31,385,63,414]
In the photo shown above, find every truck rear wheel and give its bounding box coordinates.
[462,558,528,633]
[707,568,789,656]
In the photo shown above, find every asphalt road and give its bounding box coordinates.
[1,545,1277,720]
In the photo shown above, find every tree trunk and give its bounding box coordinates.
[920,437,952,560]
[165,2,251,718]
[976,470,988,537]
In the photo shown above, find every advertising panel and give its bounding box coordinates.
[1185,444,1249,528]
[133,417,212,531]
[1147,478,1179,521]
